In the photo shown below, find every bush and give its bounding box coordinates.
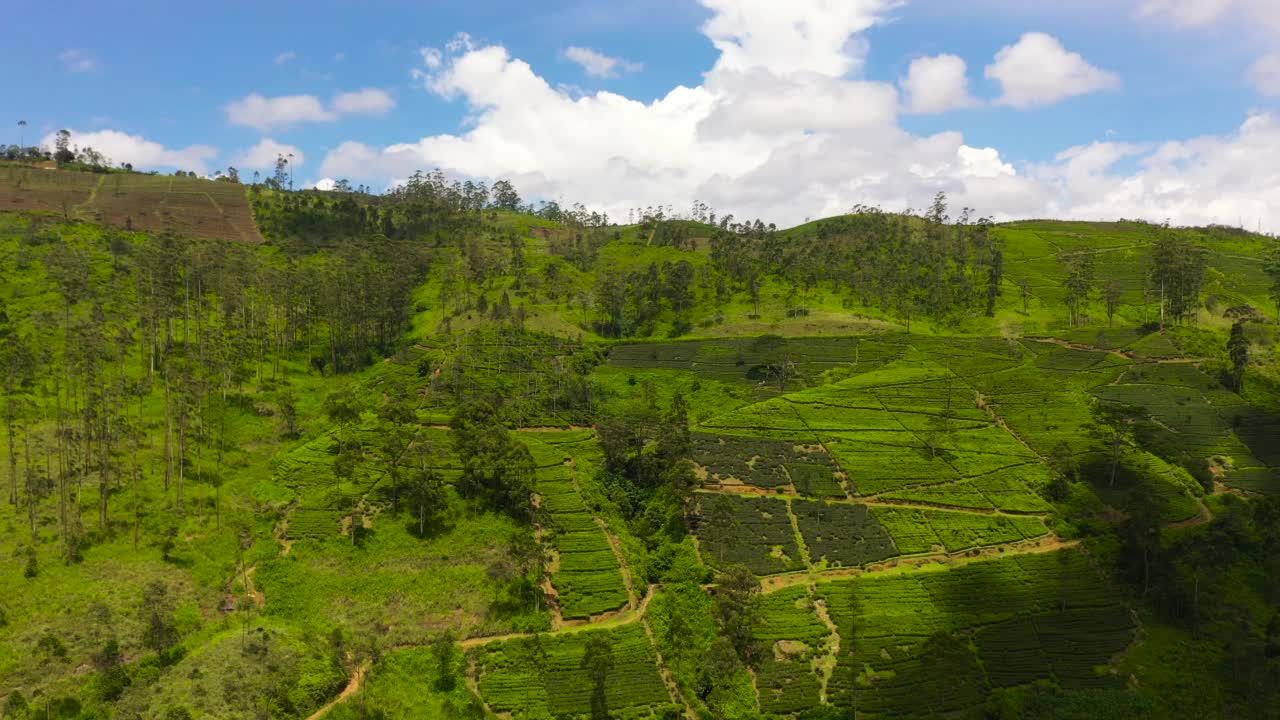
[38,632,68,661]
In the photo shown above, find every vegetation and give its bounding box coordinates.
[1,167,1278,719]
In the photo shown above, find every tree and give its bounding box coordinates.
[750,334,793,391]
[712,564,760,663]
[53,129,74,164]
[1264,242,1280,322]
[1060,252,1095,326]
[1103,278,1123,327]
[273,154,289,188]
[322,390,362,451]
[581,634,615,720]
[491,180,521,210]
[140,581,177,657]
[1150,232,1208,326]
[1092,402,1144,487]
[17,119,27,149]
[450,400,535,521]
[1227,320,1249,393]
[431,630,458,692]
[986,248,1004,316]
[406,459,444,536]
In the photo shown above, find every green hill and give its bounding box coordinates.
[0,168,1278,720]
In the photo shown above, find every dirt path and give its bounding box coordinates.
[811,594,840,705]
[759,535,1081,593]
[568,460,640,609]
[692,486,1049,517]
[641,614,698,720]
[1165,493,1214,530]
[459,585,658,650]
[306,660,369,720]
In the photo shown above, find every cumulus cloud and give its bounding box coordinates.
[42,129,216,173]
[232,138,304,170]
[563,47,643,78]
[700,0,900,76]
[225,88,396,131]
[902,54,978,114]
[1028,113,1280,228]
[331,88,396,115]
[225,94,334,131]
[312,178,337,191]
[317,1,1280,233]
[274,51,296,65]
[59,49,98,73]
[985,32,1120,108]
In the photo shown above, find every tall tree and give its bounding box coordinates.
[1264,241,1280,322]
[1150,232,1208,326]
[1227,321,1249,393]
[1103,278,1123,327]
[1060,252,1095,327]
[581,634,615,720]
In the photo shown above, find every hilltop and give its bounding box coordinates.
[0,166,1278,720]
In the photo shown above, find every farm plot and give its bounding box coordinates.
[608,336,906,388]
[750,586,830,715]
[870,506,1045,554]
[691,432,834,492]
[471,624,673,719]
[694,494,806,574]
[825,442,960,495]
[1092,382,1265,469]
[532,459,630,620]
[791,500,898,567]
[878,464,1052,512]
[814,550,1134,714]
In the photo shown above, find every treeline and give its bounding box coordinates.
[252,170,528,251]
[738,196,1003,328]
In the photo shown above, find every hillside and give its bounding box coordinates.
[0,164,263,242]
[0,168,1278,720]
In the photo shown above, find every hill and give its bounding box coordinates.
[0,164,263,242]
[0,168,1278,720]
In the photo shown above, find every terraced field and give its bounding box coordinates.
[0,166,264,242]
[283,330,1276,719]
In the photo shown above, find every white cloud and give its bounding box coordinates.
[232,138,304,170]
[700,0,900,76]
[331,88,396,115]
[563,46,643,78]
[42,129,216,173]
[1027,113,1280,228]
[1136,0,1280,95]
[59,49,98,73]
[274,51,296,65]
[1135,0,1280,34]
[1250,53,1280,95]
[225,94,334,131]
[985,33,1120,108]
[312,178,338,191]
[225,89,395,131]
[902,54,978,114]
[318,2,1280,233]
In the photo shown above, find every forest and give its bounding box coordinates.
[1,162,1279,720]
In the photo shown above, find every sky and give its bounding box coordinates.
[6,0,1280,231]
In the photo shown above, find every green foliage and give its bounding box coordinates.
[451,401,537,521]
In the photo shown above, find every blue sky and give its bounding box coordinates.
[6,0,1280,229]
